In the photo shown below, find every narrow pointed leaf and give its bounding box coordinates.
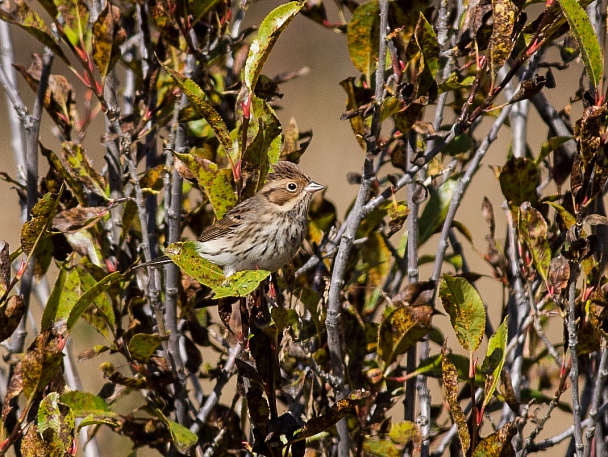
[419,178,459,245]
[156,409,197,454]
[67,272,123,331]
[488,0,516,76]
[42,265,82,331]
[557,0,603,88]
[161,64,233,155]
[92,3,123,77]
[518,202,551,280]
[0,0,69,65]
[20,191,62,255]
[482,316,508,409]
[536,136,573,165]
[22,331,64,398]
[442,349,470,454]
[243,2,303,93]
[362,439,401,457]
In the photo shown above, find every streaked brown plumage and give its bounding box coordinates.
[190,161,323,277]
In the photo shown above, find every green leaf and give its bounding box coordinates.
[161,64,233,155]
[78,413,120,428]
[40,144,87,204]
[156,409,198,454]
[438,74,475,93]
[481,316,508,410]
[128,333,163,363]
[165,241,270,298]
[439,275,486,353]
[22,331,64,399]
[362,438,401,457]
[518,203,551,280]
[377,305,433,371]
[472,421,516,456]
[187,0,221,22]
[76,266,116,338]
[499,157,540,206]
[488,0,516,77]
[0,0,69,65]
[411,353,485,383]
[174,152,236,219]
[241,96,282,199]
[419,178,459,245]
[411,13,439,96]
[37,392,75,455]
[360,232,391,289]
[268,307,299,336]
[340,77,368,150]
[20,191,62,255]
[557,0,603,88]
[92,3,122,78]
[243,2,303,94]
[60,391,112,417]
[292,391,368,442]
[347,0,380,78]
[389,421,420,445]
[67,272,123,331]
[42,265,82,331]
[62,142,107,199]
[536,136,574,165]
[56,0,89,47]
[442,348,470,454]
[545,201,576,228]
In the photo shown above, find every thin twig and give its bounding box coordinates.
[325,0,389,454]
[431,106,512,282]
[567,261,584,456]
[584,345,608,457]
[500,200,530,432]
[161,43,198,434]
[102,71,125,266]
[11,48,54,356]
[530,91,576,157]
[404,132,418,455]
[525,401,608,453]
[191,342,242,431]
[0,22,26,187]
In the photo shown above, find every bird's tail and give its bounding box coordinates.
[137,255,173,268]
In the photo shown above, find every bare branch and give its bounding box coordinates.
[431,106,512,282]
[567,261,584,456]
[584,346,608,457]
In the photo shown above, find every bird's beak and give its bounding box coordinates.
[305,181,325,194]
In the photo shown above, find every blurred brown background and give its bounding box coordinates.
[0,0,588,454]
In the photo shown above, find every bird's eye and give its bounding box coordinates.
[286,182,298,192]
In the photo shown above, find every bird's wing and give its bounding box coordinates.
[197,212,242,242]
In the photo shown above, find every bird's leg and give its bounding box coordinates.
[263,274,283,308]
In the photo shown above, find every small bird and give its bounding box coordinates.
[145,161,324,277]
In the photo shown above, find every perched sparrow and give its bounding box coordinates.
[145,161,324,277]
